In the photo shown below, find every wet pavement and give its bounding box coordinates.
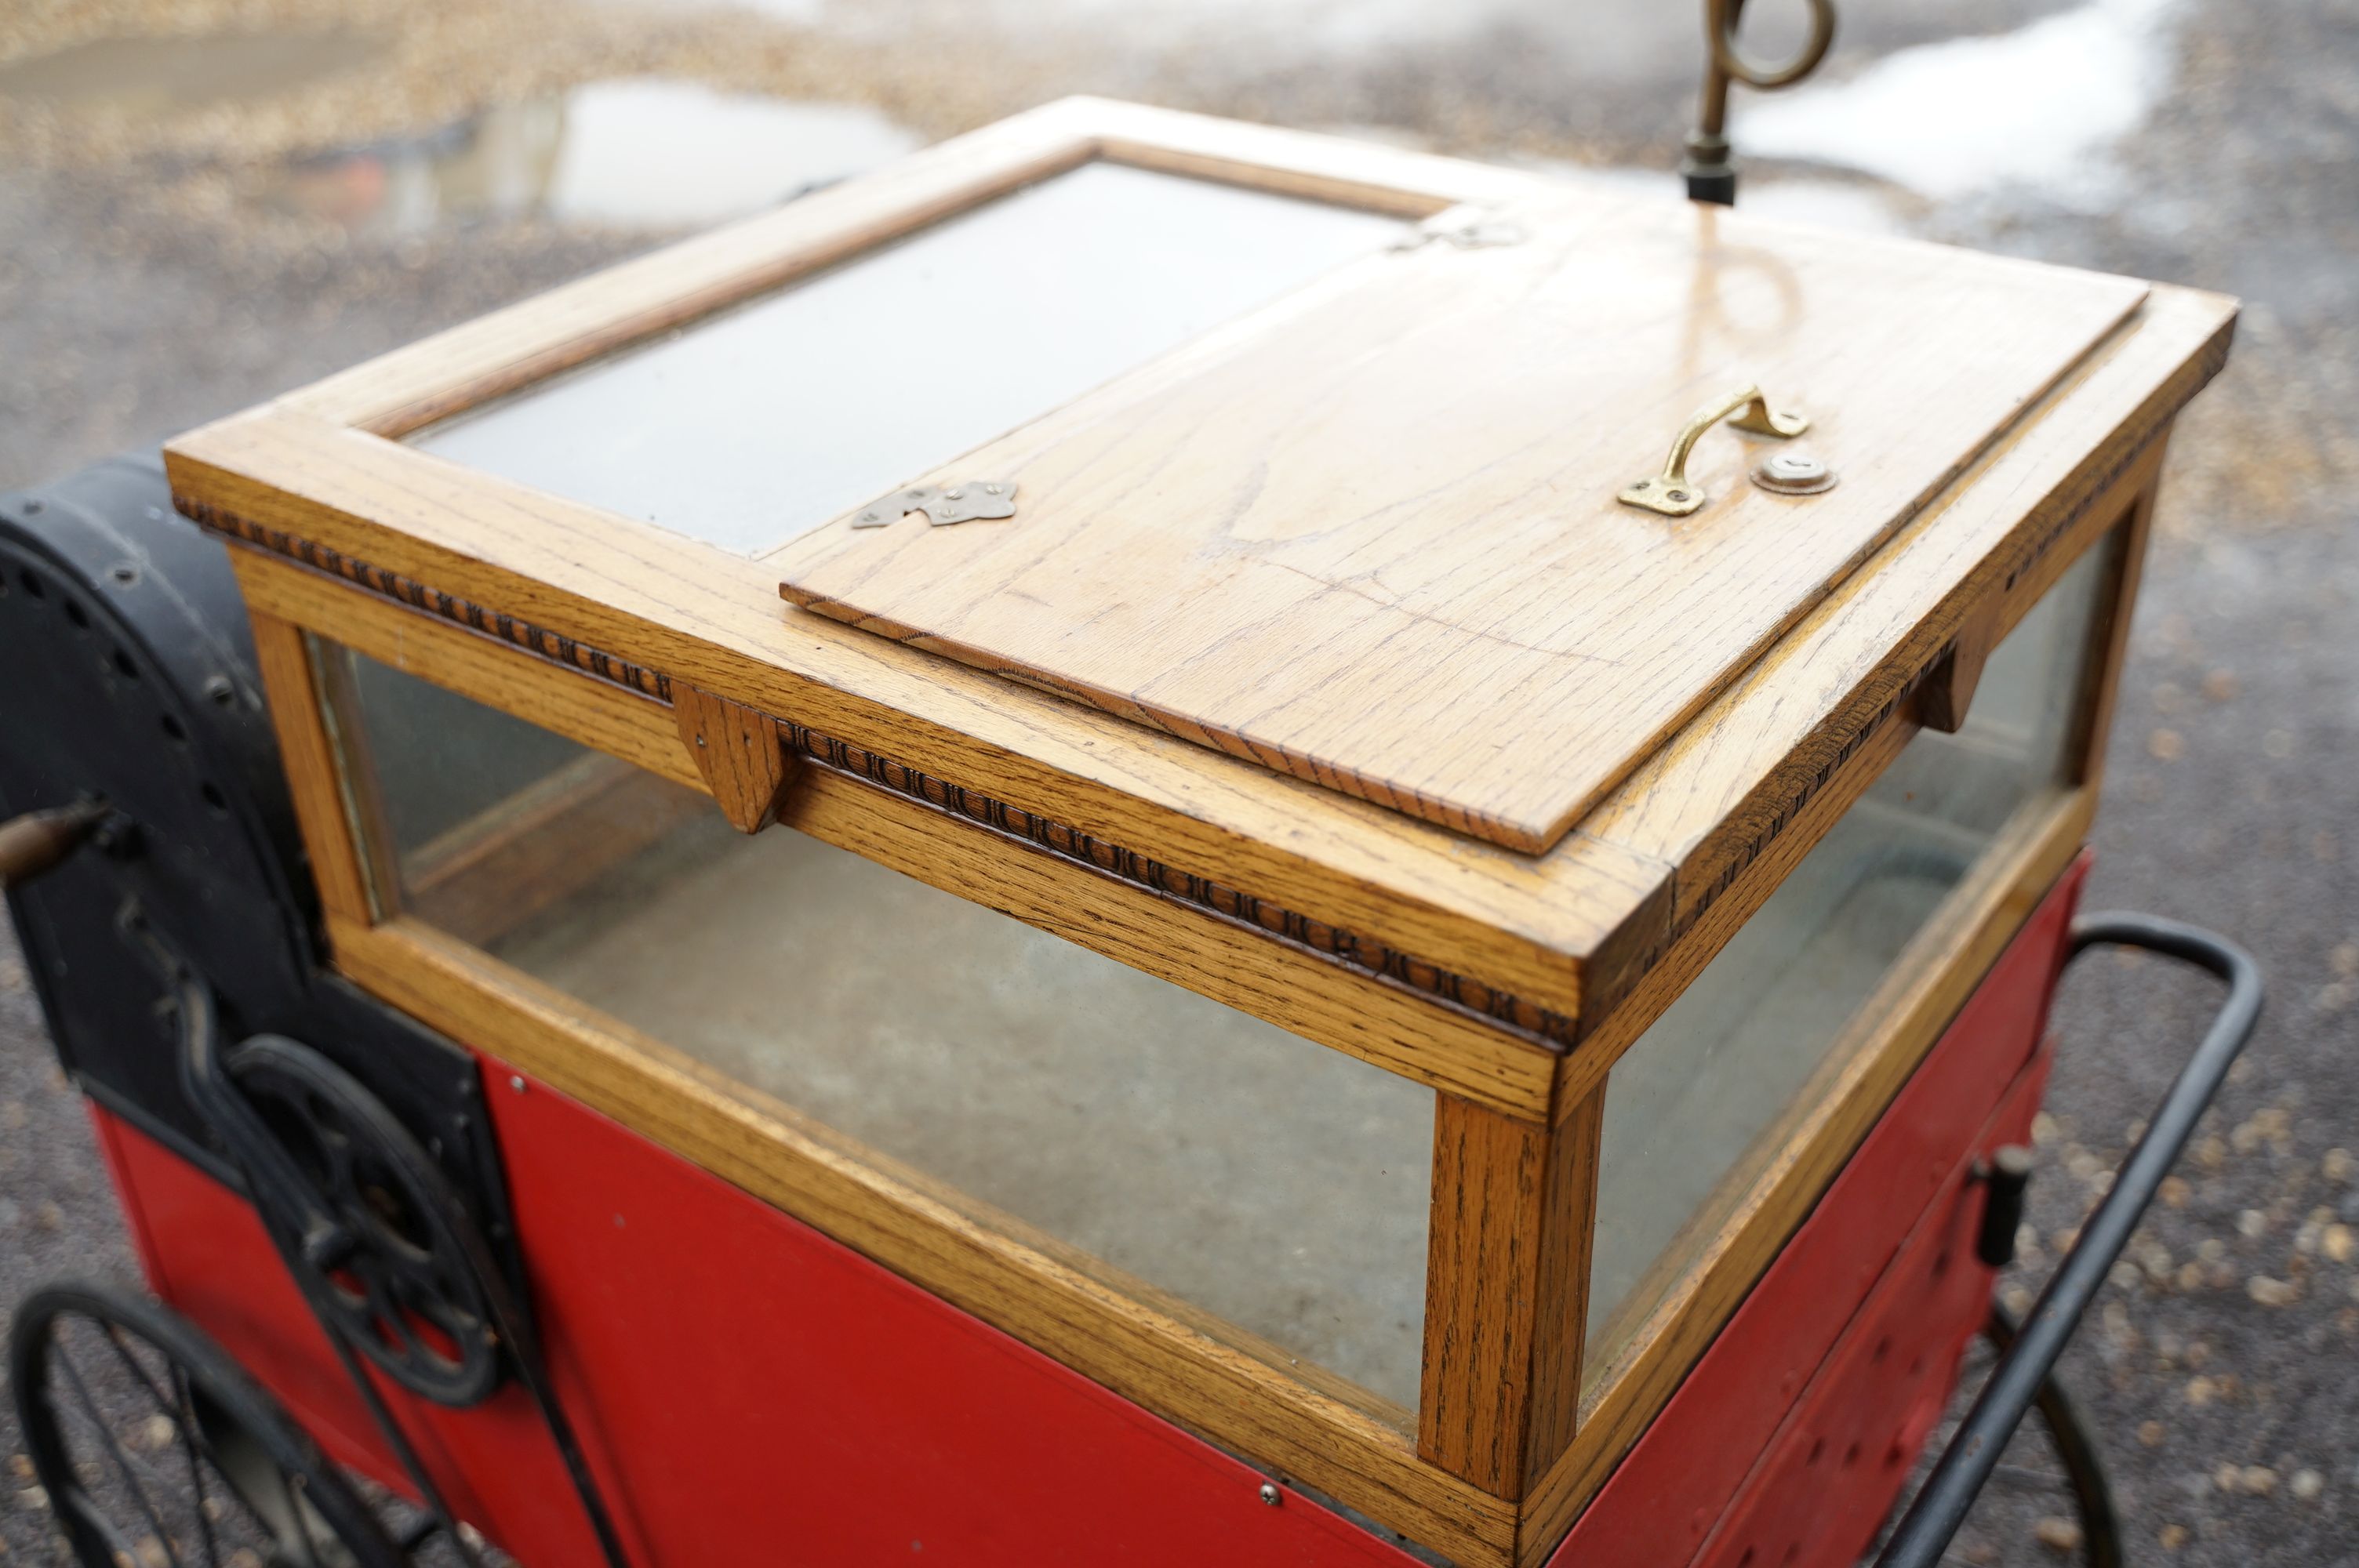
[2,0,2354,1562]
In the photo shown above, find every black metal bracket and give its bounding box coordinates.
[0,453,604,1560]
[1874,911,2265,1568]
[1972,1145,2035,1268]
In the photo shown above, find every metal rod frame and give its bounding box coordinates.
[1874,911,2265,1568]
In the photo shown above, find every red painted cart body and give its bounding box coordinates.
[85,855,2088,1567]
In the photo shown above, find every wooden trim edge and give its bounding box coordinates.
[329,913,1520,1566]
[1514,790,2095,1566]
[1558,437,2175,1107]
[199,515,1580,1053]
[1419,1098,1550,1495]
[1565,303,2228,1043]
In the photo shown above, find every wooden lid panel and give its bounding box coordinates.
[774,198,2147,852]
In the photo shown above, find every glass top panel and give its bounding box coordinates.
[322,647,1434,1414]
[1584,531,2114,1371]
[407,162,1412,556]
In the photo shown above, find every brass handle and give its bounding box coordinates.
[1618,385,1809,517]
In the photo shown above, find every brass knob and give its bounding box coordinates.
[1618,385,1809,517]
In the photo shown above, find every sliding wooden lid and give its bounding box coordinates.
[776,196,2146,852]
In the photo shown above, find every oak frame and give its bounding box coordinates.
[240,509,2131,1563]
[169,96,2233,1567]
[1514,474,2160,1562]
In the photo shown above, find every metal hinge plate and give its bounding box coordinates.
[1390,216,1529,254]
[852,481,1018,528]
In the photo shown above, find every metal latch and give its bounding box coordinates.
[852,481,1018,528]
[1391,215,1528,253]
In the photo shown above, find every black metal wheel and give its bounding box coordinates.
[8,1279,408,1568]
[1877,1301,2126,1567]
[1982,1301,2123,1568]
[224,1036,502,1408]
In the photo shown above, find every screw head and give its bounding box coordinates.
[945,488,965,501]
[1259,1483,1281,1506]
[1750,451,1838,495]
[509,1074,527,1094]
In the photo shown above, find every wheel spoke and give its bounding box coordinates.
[54,1328,188,1568]
[101,1323,178,1414]
[274,1464,325,1568]
[171,1365,224,1568]
[362,1268,420,1363]
[317,1119,361,1198]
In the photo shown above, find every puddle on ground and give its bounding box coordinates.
[275,78,923,235]
[1734,0,2180,205]
[0,31,385,114]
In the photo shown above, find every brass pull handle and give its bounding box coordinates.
[1619,384,1809,516]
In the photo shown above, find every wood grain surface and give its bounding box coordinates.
[166,282,2230,1066]
[242,608,376,923]
[1420,1097,1552,1494]
[776,200,2146,851]
[329,912,1521,1566]
[674,684,800,832]
[167,100,2239,1566]
[1416,1089,1606,1500]
[231,529,1568,1117]
[1523,1089,1605,1491]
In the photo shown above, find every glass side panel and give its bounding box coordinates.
[1585,534,2114,1370]
[407,162,1413,556]
[319,648,1434,1413]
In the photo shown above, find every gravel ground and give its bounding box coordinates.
[1,0,2353,1563]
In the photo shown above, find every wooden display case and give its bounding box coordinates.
[162,97,2234,1567]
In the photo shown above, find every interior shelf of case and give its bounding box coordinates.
[478,794,1435,1414]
